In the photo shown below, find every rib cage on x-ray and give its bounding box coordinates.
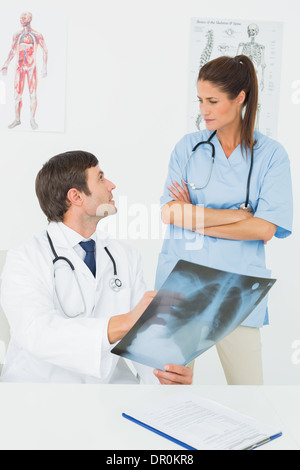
[112,261,276,370]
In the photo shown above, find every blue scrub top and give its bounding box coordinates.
[155,130,293,328]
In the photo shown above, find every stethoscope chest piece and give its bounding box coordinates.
[109,276,123,292]
[239,203,253,213]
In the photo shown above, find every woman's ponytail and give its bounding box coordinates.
[235,55,258,155]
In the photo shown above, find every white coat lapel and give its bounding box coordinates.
[94,230,111,287]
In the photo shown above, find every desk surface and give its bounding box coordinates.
[0,384,299,450]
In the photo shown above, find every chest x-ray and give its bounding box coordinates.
[112,261,276,370]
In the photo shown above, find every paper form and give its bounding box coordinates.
[123,391,282,450]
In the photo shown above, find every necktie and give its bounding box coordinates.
[79,239,96,277]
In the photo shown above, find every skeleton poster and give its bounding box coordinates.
[0,9,67,133]
[188,18,283,138]
[112,260,275,370]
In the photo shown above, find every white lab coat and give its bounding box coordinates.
[0,222,158,384]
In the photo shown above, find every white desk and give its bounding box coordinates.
[0,384,299,450]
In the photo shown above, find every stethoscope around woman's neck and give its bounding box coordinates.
[181,130,254,212]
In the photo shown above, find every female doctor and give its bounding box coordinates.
[155,55,293,385]
[1,150,193,385]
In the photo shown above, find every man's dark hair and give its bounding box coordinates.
[35,150,99,222]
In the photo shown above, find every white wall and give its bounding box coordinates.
[0,0,299,384]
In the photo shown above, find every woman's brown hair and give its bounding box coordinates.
[35,151,99,222]
[198,55,258,155]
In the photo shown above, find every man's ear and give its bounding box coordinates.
[66,188,83,207]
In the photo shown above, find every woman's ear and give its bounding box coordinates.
[237,90,246,106]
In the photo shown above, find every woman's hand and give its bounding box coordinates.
[168,180,192,204]
[154,364,193,385]
[168,180,253,222]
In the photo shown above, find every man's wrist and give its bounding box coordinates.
[107,313,131,345]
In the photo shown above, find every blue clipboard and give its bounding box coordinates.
[122,413,282,451]
[122,413,196,450]
[247,432,283,450]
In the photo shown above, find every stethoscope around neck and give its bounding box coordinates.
[47,232,123,318]
[181,130,254,212]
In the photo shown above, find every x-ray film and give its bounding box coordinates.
[112,261,276,370]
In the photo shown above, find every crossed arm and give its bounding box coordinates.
[162,180,277,243]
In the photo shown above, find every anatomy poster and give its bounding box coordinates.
[112,260,275,370]
[188,18,283,138]
[0,9,67,133]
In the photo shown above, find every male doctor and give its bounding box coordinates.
[1,151,193,385]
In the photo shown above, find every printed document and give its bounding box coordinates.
[123,391,282,450]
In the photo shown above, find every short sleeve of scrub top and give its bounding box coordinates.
[159,134,193,208]
[155,131,293,328]
[253,141,293,239]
